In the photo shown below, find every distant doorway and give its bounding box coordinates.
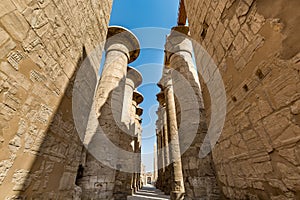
[147,177,152,184]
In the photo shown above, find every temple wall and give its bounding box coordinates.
[184,0,300,199]
[0,0,112,198]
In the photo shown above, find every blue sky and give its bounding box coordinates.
[109,0,180,172]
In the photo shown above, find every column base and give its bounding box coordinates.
[133,186,137,193]
[113,193,127,200]
[170,191,185,200]
[127,189,134,195]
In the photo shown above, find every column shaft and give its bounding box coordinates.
[165,81,185,200]
[162,107,170,167]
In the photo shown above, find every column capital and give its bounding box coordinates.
[133,90,144,105]
[105,26,140,63]
[136,107,143,124]
[156,91,165,106]
[157,68,172,90]
[126,67,143,89]
[164,25,193,65]
[136,107,143,116]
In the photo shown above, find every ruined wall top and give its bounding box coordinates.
[177,0,187,25]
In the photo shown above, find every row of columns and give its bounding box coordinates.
[155,68,185,200]
[133,93,144,192]
[155,25,220,199]
[114,68,144,199]
[78,26,144,199]
[155,89,172,195]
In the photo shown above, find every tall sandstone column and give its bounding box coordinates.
[160,91,172,195]
[156,91,171,194]
[114,67,142,198]
[155,105,164,190]
[96,26,140,117]
[80,26,140,200]
[132,91,144,192]
[122,67,142,128]
[135,105,143,190]
[165,25,220,199]
[161,71,185,200]
[155,121,162,189]
[127,68,142,196]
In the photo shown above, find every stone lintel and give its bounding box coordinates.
[126,66,143,88]
[105,26,140,63]
[171,25,189,35]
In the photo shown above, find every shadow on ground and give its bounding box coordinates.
[128,184,170,200]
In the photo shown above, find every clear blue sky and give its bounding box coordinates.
[109,0,180,172]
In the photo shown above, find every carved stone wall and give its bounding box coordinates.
[0,0,112,199]
[183,0,300,199]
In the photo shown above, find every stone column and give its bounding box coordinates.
[133,91,144,136]
[156,92,168,191]
[132,91,144,191]
[165,25,220,199]
[96,26,140,115]
[156,128,162,189]
[122,67,142,128]
[162,107,170,171]
[157,92,170,169]
[159,105,166,187]
[135,105,143,190]
[81,26,140,200]
[155,105,165,190]
[157,91,171,194]
[120,67,142,196]
[161,71,185,200]
[132,138,139,193]
[153,143,158,182]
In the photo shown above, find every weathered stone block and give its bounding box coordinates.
[241,129,257,141]
[0,0,15,17]
[0,28,10,47]
[267,178,289,192]
[236,0,250,17]
[229,15,240,36]
[12,169,30,191]
[0,38,16,59]
[221,29,234,50]
[248,12,265,34]
[233,32,248,53]
[277,162,300,191]
[262,109,290,142]
[1,11,29,41]
[291,100,300,115]
[273,124,300,148]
